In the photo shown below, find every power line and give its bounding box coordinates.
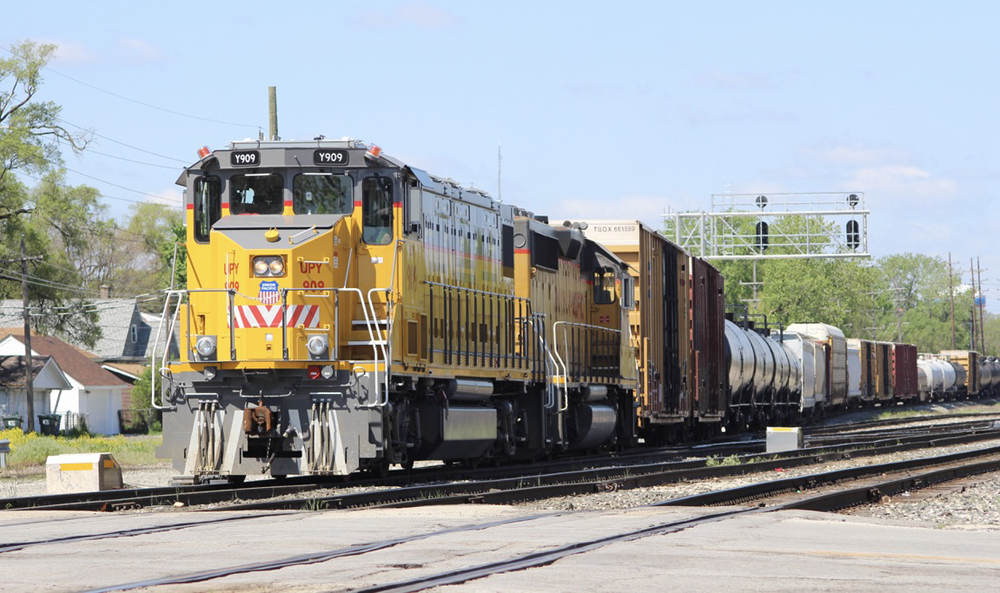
[71,146,181,170]
[1,44,259,131]
[44,64,260,130]
[63,166,181,203]
[57,118,191,164]
[18,169,183,209]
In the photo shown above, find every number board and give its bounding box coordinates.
[314,149,350,166]
[230,151,260,166]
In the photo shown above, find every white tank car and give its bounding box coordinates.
[917,358,958,400]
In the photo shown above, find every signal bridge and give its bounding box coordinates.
[665,191,870,261]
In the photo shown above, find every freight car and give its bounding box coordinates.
[156,139,638,482]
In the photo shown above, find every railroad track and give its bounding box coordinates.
[4,421,997,513]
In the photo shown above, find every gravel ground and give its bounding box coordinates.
[513,439,1000,527]
[0,465,183,499]
[844,475,1000,530]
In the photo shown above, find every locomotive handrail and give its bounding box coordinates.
[552,321,623,412]
[422,280,536,371]
[151,288,188,410]
[353,285,387,410]
[523,314,560,409]
[364,287,391,408]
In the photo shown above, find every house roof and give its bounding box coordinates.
[0,332,128,387]
[0,299,178,360]
[102,362,146,383]
[0,355,73,390]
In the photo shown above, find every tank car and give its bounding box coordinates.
[155,139,637,482]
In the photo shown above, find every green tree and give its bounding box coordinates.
[0,40,99,346]
[127,202,186,289]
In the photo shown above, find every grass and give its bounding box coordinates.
[0,428,165,474]
[875,400,1000,421]
[705,454,742,467]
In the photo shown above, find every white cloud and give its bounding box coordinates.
[801,142,911,167]
[47,39,99,64]
[118,38,164,65]
[848,165,958,206]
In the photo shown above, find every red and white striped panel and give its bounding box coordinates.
[231,305,320,328]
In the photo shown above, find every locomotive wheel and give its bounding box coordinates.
[367,459,391,479]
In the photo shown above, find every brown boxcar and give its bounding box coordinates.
[891,343,919,402]
[690,256,726,427]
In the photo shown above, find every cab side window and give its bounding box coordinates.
[194,176,221,243]
[362,177,393,245]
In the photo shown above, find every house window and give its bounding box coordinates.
[130,325,138,343]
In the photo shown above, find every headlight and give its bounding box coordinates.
[252,256,285,277]
[195,335,217,360]
[321,365,335,379]
[306,334,328,358]
[203,366,217,380]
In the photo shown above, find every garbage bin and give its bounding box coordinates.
[2,416,22,430]
[37,414,61,436]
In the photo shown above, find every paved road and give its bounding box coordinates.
[3,504,998,592]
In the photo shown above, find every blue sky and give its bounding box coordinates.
[6,1,1000,307]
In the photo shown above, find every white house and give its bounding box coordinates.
[0,333,128,435]
[0,355,72,429]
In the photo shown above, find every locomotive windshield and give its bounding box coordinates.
[231,173,284,215]
[293,173,353,215]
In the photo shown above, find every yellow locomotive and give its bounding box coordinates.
[156,139,637,482]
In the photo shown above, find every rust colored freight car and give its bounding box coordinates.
[581,220,699,442]
[690,256,726,431]
[891,343,919,402]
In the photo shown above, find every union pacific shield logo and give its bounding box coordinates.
[259,280,280,305]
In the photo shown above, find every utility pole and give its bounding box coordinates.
[19,237,43,433]
[268,86,279,141]
[970,259,976,352]
[977,257,986,353]
[949,253,956,349]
